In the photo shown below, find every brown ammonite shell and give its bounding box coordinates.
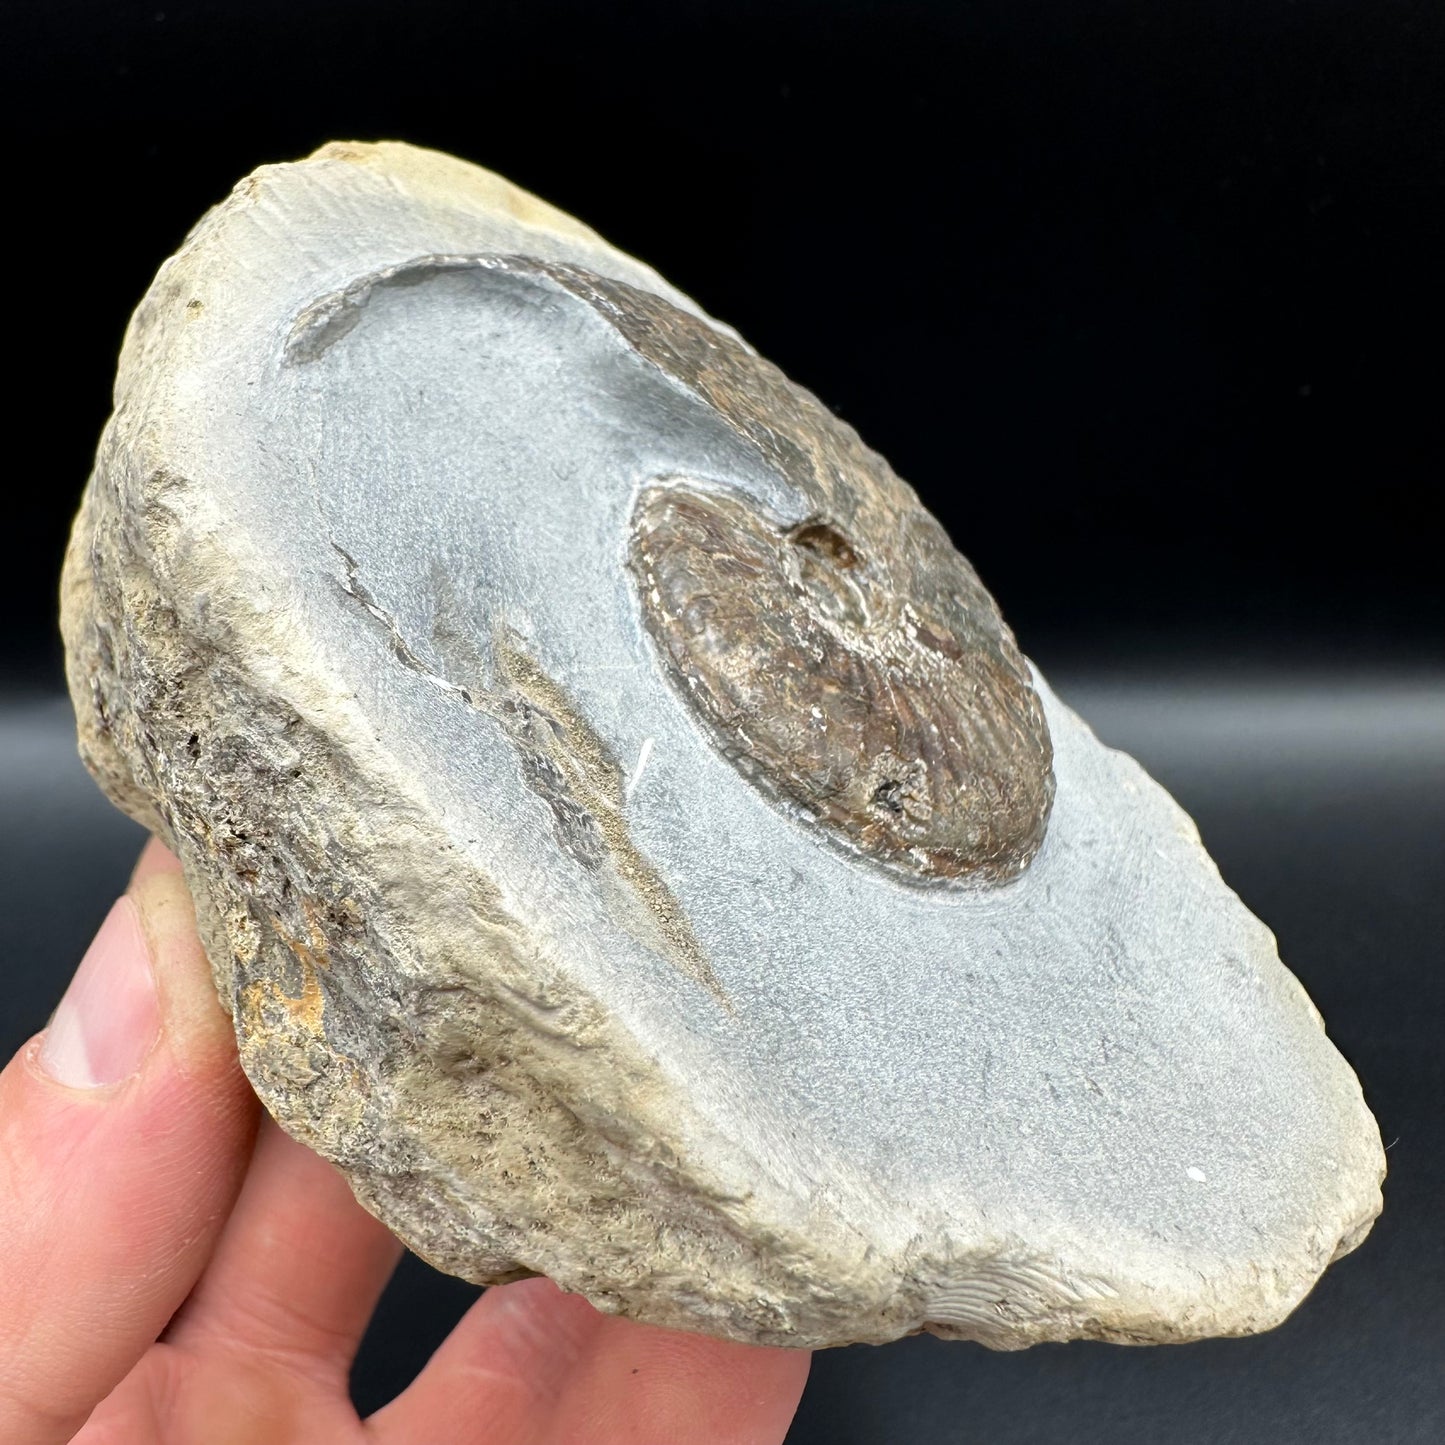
[630,481,1053,885]
[503,259,1059,886]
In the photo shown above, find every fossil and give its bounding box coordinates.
[61,140,1383,1350]
[630,481,1051,885]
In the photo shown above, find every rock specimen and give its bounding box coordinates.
[61,141,1384,1350]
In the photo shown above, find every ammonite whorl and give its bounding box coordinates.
[631,481,1053,884]
[547,260,1058,885]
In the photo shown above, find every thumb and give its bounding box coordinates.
[0,841,259,1443]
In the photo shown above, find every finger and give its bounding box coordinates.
[0,842,260,1444]
[369,1276,811,1445]
[367,1277,608,1443]
[540,1311,810,1445]
[130,832,184,886]
[164,1117,402,1381]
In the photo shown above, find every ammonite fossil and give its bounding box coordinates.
[61,141,1383,1352]
[631,480,1053,884]
[603,260,1056,885]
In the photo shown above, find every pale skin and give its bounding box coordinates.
[0,839,812,1443]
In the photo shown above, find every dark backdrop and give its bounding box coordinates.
[2,3,1441,1442]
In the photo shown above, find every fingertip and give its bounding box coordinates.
[560,1320,812,1445]
[370,1276,811,1445]
[127,862,239,1081]
[35,896,158,1090]
[129,834,183,887]
[478,1274,607,1345]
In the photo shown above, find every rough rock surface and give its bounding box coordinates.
[61,141,1383,1350]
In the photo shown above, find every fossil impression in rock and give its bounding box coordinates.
[61,142,1384,1350]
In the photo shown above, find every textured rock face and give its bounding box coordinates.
[61,141,1383,1350]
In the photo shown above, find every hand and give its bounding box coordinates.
[0,839,811,1443]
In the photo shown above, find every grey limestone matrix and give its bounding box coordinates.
[61,141,1383,1351]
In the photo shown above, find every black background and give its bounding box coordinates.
[2,3,1441,1442]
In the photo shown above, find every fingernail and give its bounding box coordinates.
[39,897,160,1088]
